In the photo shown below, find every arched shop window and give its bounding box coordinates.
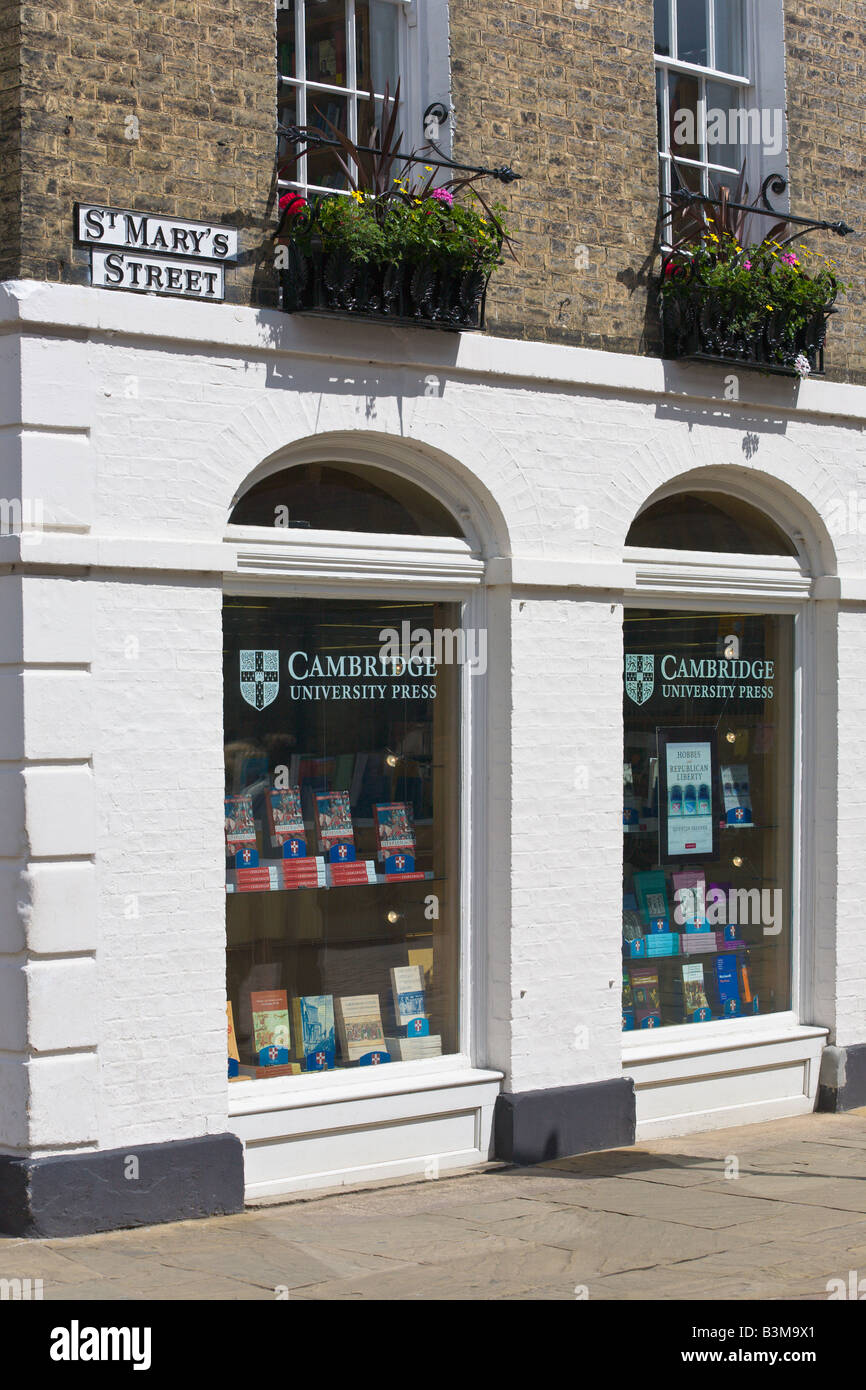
[224,461,475,1078]
[622,490,802,1032]
[229,461,464,536]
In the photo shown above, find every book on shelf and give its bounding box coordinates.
[680,931,716,955]
[291,995,336,1071]
[374,802,416,860]
[238,1061,303,1078]
[672,870,707,932]
[227,1001,240,1078]
[622,909,645,942]
[622,971,635,1030]
[314,791,355,855]
[266,786,307,851]
[389,965,427,1031]
[335,994,387,1064]
[224,793,256,855]
[630,966,662,1028]
[680,962,711,1021]
[738,958,758,1012]
[250,989,291,1065]
[407,948,433,993]
[385,1035,443,1061]
[721,763,753,826]
[644,932,679,958]
[634,870,670,931]
[710,954,742,1017]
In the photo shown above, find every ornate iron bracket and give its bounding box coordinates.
[666,174,854,248]
[276,83,520,184]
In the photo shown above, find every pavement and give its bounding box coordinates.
[4,1109,866,1301]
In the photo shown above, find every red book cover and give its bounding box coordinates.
[225,794,256,854]
[314,791,354,854]
[374,802,416,860]
[267,786,306,848]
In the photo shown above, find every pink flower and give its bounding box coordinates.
[744,260,752,270]
[430,187,454,208]
[780,251,799,266]
[279,192,307,215]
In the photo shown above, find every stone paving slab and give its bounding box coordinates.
[0,1109,863,1301]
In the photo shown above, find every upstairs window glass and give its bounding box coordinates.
[654,0,750,210]
[278,0,404,198]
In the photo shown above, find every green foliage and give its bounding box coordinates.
[286,188,508,273]
[660,230,843,343]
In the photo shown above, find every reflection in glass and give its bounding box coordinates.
[622,608,794,1033]
[653,0,671,57]
[224,596,460,1077]
[305,0,347,87]
[715,0,746,75]
[706,80,743,173]
[669,71,701,163]
[356,0,399,94]
[307,93,349,189]
[677,0,708,66]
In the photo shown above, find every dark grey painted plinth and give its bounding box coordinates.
[0,1132,244,1238]
[494,1077,636,1166]
[817,1043,866,1113]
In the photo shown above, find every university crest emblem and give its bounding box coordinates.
[240,650,279,710]
[625,653,654,706]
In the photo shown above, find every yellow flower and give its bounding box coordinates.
[351,190,364,204]
[424,165,433,172]
[766,304,774,310]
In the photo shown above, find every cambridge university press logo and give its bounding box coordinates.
[625,653,654,706]
[240,650,279,710]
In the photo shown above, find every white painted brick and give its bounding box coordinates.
[0,1059,28,1150]
[23,576,93,665]
[4,282,866,1157]
[0,671,23,758]
[0,962,27,1051]
[23,766,95,857]
[0,864,28,954]
[27,1054,98,1147]
[22,671,92,760]
[0,769,26,858]
[27,959,98,1051]
[19,428,93,531]
[24,862,97,954]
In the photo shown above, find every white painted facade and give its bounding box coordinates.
[1,277,864,1193]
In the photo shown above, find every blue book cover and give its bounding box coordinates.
[292,994,336,1070]
[713,955,741,1018]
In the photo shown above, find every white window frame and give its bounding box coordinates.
[221,511,488,1102]
[277,0,416,199]
[620,544,817,1053]
[655,0,789,239]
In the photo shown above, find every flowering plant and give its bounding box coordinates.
[275,81,513,275]
[659,164,844,365]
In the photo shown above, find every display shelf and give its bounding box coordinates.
[227,857,438,895]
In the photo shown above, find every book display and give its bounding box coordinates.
[622,609,794,1030]
[224,595,459,1078]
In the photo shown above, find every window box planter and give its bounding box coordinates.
[660,290,837,378]
[280,245,491,332]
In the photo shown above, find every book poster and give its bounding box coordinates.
[657,727,720,865]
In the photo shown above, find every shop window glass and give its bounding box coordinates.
[229,462,464,537]
[627,492,798,557]
[623,608,794,1031]
[225,596,459,1078]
